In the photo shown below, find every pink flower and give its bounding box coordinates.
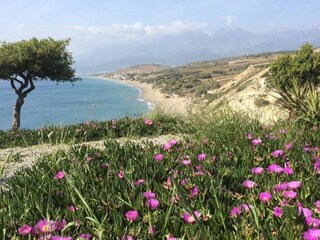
[143,191,156,199]
[36,219,52,233]
[251,167,264,175]
[267,164,283,173]
[54,171,65,180]
[54,219,67,231]
[163,143,172,151]
[148,225,156,235]
[280,199,289,207]
[144,119,153,126]
[284,167,294,175]
[252,138,262,146]
[241,204,252,212]
[266,133,277,140]
[182,211,200,224]
[286,181,302,190]
[230,206,242,217]
[101,162,110,169]
[167,234,179,240]
[279,129,287,134]
[299,206,313,218]
[163,140,178,151]
[78,233,92,240]
[246,133,253,139]
[180,178,190,186]
[125,210,139,222]
[67,205,77,212]
[18,224,32,236]
[259,191,272,204]
[242,180,256,189]
[274,183,287,192]
[146,199,160,209]
[303,229,320,240]
[197,153,206,161]
[284,142,293,151]
[226,151,233,159]
[283,190,297,199]
[118,170,124,179]
[86,155,93,162]
[182,159,191,165]
[189,186,199,198]
[51,237,72,240]
[284,161,294,175]
[134,179,145,186]
[273,206,283,218]
[315,201,320,213]
[30,226,38,235]
[154,154,163,162]
[271,149,284,158]
[168,139,177,146]
[306,217,320,228]
[121,235,134,240]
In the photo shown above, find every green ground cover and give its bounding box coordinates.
[1,108,320,239]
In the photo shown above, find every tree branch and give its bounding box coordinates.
[10,80,19,95]
[22,79,35,98]
[14,78,23,86]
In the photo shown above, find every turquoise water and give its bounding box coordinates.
[0,77,151,130]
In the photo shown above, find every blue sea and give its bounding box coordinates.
[0,77,152,130]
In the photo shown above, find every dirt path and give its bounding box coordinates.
[0,134,183,186]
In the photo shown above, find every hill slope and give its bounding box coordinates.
[102,51,294,122]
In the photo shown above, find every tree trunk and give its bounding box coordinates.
[12,96,24,131]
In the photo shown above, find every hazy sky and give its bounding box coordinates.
[1,0,319,54]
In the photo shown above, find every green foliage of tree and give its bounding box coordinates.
[0,38,77,130]
[269,43,320,124]
[269,43,320,89]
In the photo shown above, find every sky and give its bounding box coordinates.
[1,0,319,55]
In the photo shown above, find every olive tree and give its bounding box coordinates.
[0,38,77,130]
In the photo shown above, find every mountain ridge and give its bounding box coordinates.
[75,27,320,73]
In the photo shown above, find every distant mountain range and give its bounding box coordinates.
[75,27,320,74]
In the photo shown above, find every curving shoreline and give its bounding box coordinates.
[95,76,192,114]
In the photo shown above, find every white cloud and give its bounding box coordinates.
[69,21,207,37]
[144,21,207,35]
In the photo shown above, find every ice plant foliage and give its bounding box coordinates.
[4,113,320,239]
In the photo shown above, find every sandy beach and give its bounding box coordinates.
[97,76,193,114]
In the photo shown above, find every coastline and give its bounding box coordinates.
[95,76,192,114]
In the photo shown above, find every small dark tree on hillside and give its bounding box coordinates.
[0,38,77,130]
